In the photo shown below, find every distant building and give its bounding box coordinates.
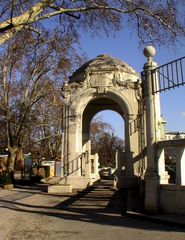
[165,132,185,140]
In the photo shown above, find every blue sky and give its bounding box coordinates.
[79,29,185,139]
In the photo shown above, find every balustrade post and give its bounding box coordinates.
[157,147,170,184]
[94,153,99,176]
[85,151,91,177]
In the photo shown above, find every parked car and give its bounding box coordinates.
[98,167,113,179]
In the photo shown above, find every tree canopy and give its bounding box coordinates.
[0,0,185,45]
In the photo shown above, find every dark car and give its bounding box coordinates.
[99,167,113,179]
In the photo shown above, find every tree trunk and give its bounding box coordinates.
[15,147,24,170]
[7,146,17,171]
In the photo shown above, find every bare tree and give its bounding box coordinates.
[28,84,64,164]
[0,0,185,45]
[0,29,82,171]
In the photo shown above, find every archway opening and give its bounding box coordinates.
[82,97,126,179]
[90,110,125,169]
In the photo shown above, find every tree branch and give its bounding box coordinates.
[32,134,61,143]
[0,0,55,44]
[0,1,180,45]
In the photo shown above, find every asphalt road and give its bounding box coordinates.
[0,180,185,240]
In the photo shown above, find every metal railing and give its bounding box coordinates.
[129,114,144,135]
[152,56,185,94]
[141,56,185,95]
[60,151,91,181]
[60,154,83,180]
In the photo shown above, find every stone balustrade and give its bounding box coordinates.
[157,139,185,185]
[157,139,185,214]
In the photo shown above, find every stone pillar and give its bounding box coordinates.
[115,150,118,169]
[76,155,82,176]
[89,153,100,181]
[85,151,91,177]
[114,150,125,177]
[123,150,138,187]
[143,46,159,214]
[113,150,124,188]
[94,153,99,176]
[157,148,169,184]
[176,147,185,185]
[116,150,138,188]
[81,152,86,176]
[124,151,134,175]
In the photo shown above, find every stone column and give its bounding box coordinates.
[85,151,91,177]
[122,150,138,187]
[116,150,138,188]
[143,46,159,214]
[94,153,99,176]
[124,151,134,175]
[115,150,118,169]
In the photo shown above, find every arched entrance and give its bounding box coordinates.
[83,99,125,178]
[90,110,125,169]
[60,54,143,189]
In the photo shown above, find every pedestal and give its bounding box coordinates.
[117,175,138,189]
[145,172,159,214]
[0,184,14,190]
[48,184,72,193]
[115,150,138,189]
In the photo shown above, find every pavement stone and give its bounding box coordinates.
[0,180,185,240]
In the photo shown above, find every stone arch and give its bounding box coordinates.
[80,93,129,151]
[61,54,142,189]
[71,88,133,117]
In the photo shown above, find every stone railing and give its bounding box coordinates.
[157,139,185,185]
[157,139,185,214]
[90,153,99,175]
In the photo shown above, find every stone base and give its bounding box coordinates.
[48,184,72,193]
[0,184,14,190]
[41,176,60,185]
[159,173,170,184]
[144,173,159,214]
[59,175,99,190]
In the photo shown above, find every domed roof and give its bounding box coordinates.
[69,54,138,83]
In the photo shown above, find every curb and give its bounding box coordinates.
[125,211,185,228]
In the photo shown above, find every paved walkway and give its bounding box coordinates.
[0,180,185,240]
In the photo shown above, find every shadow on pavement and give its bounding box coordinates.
[0,180,185,233]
